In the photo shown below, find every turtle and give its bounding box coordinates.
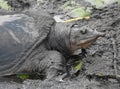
[0,10,104,80]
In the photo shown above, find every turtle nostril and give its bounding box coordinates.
[93,29,105,37]
[97,32,105,37]
[101,33,105,37]
[80,29,87,34]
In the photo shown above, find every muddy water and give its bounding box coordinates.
[0,0,120,89]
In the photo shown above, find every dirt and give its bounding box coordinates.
[0,0,120,89]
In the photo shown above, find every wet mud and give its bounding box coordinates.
[0,0,120,89]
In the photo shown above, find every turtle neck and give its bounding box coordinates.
[47,22,74,58]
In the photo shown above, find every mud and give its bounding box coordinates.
[0,0,120,89]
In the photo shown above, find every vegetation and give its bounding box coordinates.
[87,0,119,8]
[74,61,83,73]
[0,0,11,10]
[17,74,30,80]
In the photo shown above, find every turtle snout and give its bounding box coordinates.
[93,29,105,37]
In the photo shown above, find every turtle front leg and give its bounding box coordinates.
[23,51,67,80]
[43,51,66,80]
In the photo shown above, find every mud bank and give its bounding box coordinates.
[0,0,120,89]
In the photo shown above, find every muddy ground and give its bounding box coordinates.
[0,0,120,89]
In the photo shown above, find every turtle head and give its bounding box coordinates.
[70,24,105,52]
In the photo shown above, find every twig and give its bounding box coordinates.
[64,16,90,22]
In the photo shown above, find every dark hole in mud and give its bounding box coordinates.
[7,0,33,10]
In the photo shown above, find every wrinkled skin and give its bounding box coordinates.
[0,11,104,80]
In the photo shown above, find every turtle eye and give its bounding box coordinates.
[80,29,87,34]
[72,24,79,28]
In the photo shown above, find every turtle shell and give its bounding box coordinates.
[0,11,55,76]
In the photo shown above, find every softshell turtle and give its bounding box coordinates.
[0,10,104,80]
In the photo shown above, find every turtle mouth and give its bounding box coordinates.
[77,36,98,49]
[77,33,105,49]
[70,35,101,51]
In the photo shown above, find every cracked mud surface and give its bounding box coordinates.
[0,0,120,89]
